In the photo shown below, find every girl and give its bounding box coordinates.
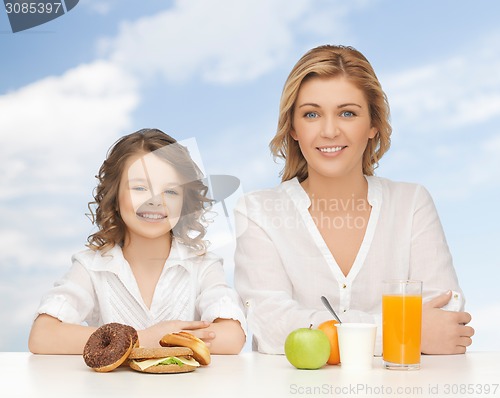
[29,128,246,354]
[234,45,474,355]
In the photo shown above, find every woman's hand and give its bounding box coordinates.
[138,320,210,347]
[421,291,474,354]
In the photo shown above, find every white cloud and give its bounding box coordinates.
[80,0,114,15]
[0,60,139,200]
[99,0,303,83]
[462,134,500,186]
[99,0,368,84]
[0,60,140,274]
[379,32,500,200]
[384,38,500,133]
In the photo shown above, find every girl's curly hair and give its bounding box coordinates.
[87,128,212,254]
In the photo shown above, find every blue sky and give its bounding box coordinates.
[1,0,499,352]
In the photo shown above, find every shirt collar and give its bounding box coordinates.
[88,238,198,274]
[282,178,311,208]
[283,175,382,209]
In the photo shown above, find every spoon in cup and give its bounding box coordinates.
[321,295,342,324]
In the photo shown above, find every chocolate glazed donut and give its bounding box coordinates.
[83,323,138,372]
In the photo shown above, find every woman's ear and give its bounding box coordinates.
[290,130,298,141]
[368,127,377,139]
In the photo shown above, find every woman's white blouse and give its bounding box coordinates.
[234,176,463,355]
[35,239,246,332]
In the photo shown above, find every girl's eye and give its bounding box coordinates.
[340,110,355,117]
[131,186,147,191]
[304,111,319,119]
[164,189,179,196]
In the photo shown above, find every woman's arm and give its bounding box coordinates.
[234,208,333,354]
[421,292,474,354]
[409,186,474,354]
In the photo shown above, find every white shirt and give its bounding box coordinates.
[36,239,246,333]
[234,176,463,355]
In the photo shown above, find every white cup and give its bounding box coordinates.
[334,323,377,370]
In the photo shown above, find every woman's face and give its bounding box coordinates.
[118,151,184,244]
[291,76,376,181]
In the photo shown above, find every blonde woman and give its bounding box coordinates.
[234,45,473,355]
[29,128,246,354]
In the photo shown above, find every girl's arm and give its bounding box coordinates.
[28,314,97,354]
[193,253,247,354]
[29,314,218,354]
[199,318,245,354]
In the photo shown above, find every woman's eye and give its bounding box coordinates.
[164,189,179,196]
[340,110,355,117]
[304,111,319,119]
[131,186,147,191]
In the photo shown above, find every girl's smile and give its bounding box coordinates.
[118,152,184,242]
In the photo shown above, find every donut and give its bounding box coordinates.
[83,323,138,372]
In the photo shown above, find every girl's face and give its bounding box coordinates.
[118,151,184,244]
[291,76,377,181]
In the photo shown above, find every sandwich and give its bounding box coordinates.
[128,346,201,373]
[160,331,211,366]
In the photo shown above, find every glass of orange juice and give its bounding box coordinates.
[382,280,422,370]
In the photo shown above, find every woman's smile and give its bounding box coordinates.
[317,145,348,155]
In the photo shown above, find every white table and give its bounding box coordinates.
[1,352,499,397]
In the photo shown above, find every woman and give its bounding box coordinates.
[234,45,473,355]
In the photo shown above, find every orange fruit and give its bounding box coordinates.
[318,320,340,365]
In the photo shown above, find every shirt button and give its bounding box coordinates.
[245,301,250,307]
[342,283,347,289]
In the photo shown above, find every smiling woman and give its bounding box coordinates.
[28,128,246,356]
[233,44,474,357]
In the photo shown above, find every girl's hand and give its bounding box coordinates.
[421,291,474,354]
[138,320,210,347]
[181,326,216,348]
[185,318,246,354]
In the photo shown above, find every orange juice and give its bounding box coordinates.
[382,294,422,365]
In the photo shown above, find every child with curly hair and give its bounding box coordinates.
[29,128,246,354]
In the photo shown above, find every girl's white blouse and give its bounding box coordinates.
[35,239,246,333]
[234,176,463,354]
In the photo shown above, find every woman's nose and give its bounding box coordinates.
[320,115,340,138]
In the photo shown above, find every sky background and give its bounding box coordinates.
[1,0,499,352]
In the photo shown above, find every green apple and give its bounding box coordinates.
[284,325,330,369]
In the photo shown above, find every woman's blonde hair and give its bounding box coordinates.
[270,45,392,182]
[87,128,212,253]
